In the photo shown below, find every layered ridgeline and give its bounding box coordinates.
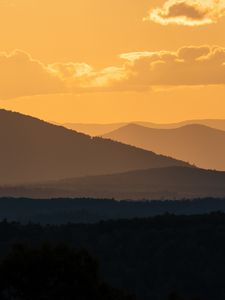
[2,167,225,200]
[0,110,189,185]
[139,119,225,131]
[63,119,225,136]
[103,123,225,171]
[63,122,126,137]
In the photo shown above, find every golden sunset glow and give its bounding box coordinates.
[1,3,225,298]
[0,0,225,123]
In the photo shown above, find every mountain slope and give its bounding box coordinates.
[103,123,225,171]
[62,123,125,136]
[62,119,225,136]
[0,110,189,185]
[2,166,225,200]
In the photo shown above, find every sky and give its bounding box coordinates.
[0,0,225,123]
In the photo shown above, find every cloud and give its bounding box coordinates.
[0,50,65,99]
[144,0,225,26]
[1,46,225,99]
[118,45,225,88]
[0,50,128,99]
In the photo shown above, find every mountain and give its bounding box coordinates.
[62,122,126,136]
[139,119,225,131]
[103,123,225,171]
[2,166,225,200]
[0,110,189,185]
[62,119,225,136]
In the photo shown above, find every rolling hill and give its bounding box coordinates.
[62,119,225,136]
[139,119,225,131]
[0,110,189,185]
[103,123,225,171]
[1,166,225,200]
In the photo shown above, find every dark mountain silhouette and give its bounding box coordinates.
[2,166,225,200]
[103,123,225,171]
[62,119,225,136]
[0,110,189,185]
[62,122,126,136]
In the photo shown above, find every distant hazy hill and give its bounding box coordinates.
[62,119,225,136]
[139,119,225,131]
[104,123,225,171]
[2,167,225,200]
[0,110,189,185]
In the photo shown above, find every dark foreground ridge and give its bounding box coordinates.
[0,213,225,300]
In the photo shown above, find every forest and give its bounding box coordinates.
[0,212,225,299]
[0,197,225,224]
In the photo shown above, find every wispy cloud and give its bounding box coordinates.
[1,46,225,99]
[144,0,225,26]
[118,45,225,88]
[0,50,126,99]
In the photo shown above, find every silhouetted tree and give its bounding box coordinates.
[0,244,135,300]
[168,292,184,300]
[0,214,224,300]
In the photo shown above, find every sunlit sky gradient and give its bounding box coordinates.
[0,0,225,123]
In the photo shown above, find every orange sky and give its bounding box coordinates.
[0,0,225,123]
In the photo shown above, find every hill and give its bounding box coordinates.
[139,119,225,131]
[62,119,225,136]
[62,122,125,136]
[2,166,225,200]
[103,123,225,170]
[0,110,189,185]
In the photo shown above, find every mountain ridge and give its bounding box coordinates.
[1,166,225,200]
[0,109,189,185]
[62,119,225,136]
[103,123,225,170]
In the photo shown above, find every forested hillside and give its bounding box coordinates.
[0,213,225,300]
